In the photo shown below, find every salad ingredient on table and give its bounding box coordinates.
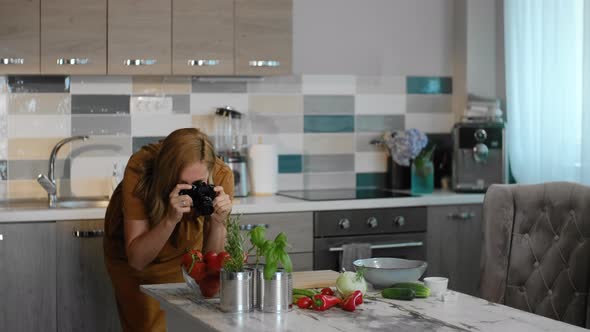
[336,267,367,297]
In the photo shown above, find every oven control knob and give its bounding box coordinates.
[393,216,406,227]
[338,218,351,230]
[366,217,378,228]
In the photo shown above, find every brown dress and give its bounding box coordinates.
[103,144,234,332]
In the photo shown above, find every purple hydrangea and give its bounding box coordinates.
[384,128,428,166]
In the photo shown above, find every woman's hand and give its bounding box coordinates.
[211,186,232,224]
[167,184,193,224]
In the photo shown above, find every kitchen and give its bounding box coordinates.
[1,0,589,331]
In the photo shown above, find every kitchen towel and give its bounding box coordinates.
[340,243,372,272]
[248,144,278,195]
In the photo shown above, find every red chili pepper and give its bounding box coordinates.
[320,287,334,296]
[312,294,341,311]
[297,296,313,309]
[341,290,363,312]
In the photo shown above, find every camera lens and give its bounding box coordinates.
[199,196,214,216]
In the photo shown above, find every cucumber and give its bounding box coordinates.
[293,288,318,297]
[382,287,416,301]
[390,282,431,298]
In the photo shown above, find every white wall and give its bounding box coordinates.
[292,0,455,76]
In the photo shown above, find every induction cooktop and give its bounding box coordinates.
[276,188,415,201]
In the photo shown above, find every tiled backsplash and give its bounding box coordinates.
[0,75,453,200]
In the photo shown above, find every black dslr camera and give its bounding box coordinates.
[179,180,217,216]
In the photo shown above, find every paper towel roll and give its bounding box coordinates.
[248,144,278,195]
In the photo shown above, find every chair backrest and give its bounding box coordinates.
[480,182,590,328]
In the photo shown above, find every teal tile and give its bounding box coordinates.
[406,77,452,94]
[356,172,387,188]
[278,155,302,174]
[304,115,354,133]
[356,115,404,132]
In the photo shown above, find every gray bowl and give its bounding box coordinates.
[353,258,427,289]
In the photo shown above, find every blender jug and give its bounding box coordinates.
[214,106,249,197]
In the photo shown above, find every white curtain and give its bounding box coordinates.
[505,0,590,184]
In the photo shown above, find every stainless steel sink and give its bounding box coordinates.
[54,200,110,209]
[0,196,110,210]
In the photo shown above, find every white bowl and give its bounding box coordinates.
[423,277,448,297]
[353,257,427,289]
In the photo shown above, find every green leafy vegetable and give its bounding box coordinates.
[247,226,293,280]
[223,214,246,273]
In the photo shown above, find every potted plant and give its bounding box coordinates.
[219,214,253,313]
[247,225,293,313]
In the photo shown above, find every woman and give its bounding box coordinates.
[103,128,234,332]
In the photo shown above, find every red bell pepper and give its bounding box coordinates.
[341,290,363,312]
[320,287,334,296]
[217,251,231,270]
[198,275,220,298]
[182,249,206,282]
[311,294,341,311]
[297,296,313,309]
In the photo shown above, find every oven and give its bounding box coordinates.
[313,207,427,271]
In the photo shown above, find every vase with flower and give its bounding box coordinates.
[376,128,435,194]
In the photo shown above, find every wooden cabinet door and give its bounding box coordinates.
[56,220,121,332]
[0,222,56,332]
[108,0,171,75]
[426,204,483,297]
[235,0,292,76]
[41,0,107,74]
[173,0,234,75]
[0,0,40,74]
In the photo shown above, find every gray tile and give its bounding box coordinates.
[251,114,303,134]
[71,136,132,157]
[72,95,130,114]
[304,95,354,115]
[71,115,131,136]
[8,159,69,180]
[356,115,405,133]
[172,95,190,114]
[192,79,247,93]
[132,136,165,153]
[8,76,70,93]
[247,75,302,94]
[303,172,355,190]
[406,95,452,113]
[356,133,386,152]
[303,154,354,173]
[356,76,405,94]
[0,160,6,180]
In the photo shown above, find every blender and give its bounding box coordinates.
[214,106,250,197]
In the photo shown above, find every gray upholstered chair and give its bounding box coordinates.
[480,182,590,327]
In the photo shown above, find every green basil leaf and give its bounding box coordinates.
[264,258,278,280]
[279,251,293,273]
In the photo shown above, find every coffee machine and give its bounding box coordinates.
[214,106,249,197]
[452,121,507,192]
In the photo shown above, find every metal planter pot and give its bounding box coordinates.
[219,269,253,313]
[258,269,293,313]
[245,264,264,309]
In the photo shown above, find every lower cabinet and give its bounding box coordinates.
[56,220,120,332]
[426,204,483,297]
[0,222,56,332]
[240,212,313,271]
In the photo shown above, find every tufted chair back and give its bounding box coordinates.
[480,182,590,327]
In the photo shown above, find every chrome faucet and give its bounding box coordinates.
[37,136,89,207]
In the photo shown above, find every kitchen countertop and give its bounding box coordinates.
[0,191,484,223]
[141,283,585,332]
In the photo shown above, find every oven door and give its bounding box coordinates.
[313,233,426,271]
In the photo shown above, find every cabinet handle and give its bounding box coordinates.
[124,59,157,66]
[239,224,269,231]
[72,229,105,238]
[188,59,220,67]
[57,58,90,66]
[1,58,24,65]
[329,241,424,252]
[447,212,475,220]
[0,233,3,241]
[248,60,280,68]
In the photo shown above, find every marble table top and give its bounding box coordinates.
[141,283,586,332]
